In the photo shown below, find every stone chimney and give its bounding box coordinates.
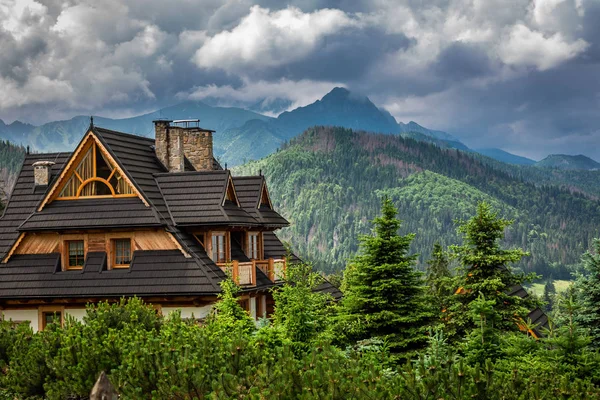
[32,161,55,186]
[153,119,214,172]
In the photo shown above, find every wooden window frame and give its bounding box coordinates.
[246,231,263,260]
[206,231,230,263]
[52,136,137,201]
[106,233,134,270]
[38,306,64,330]
[111,237,132,269]
[62,235,86,271]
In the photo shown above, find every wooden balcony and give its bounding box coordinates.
[217,258,286,286]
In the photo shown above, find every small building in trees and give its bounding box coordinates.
[0,119,319,331]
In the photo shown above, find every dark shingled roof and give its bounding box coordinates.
[19,198,161,231]
[156,171,257,227]
[0,250,221,299]
[0,153,70,258]
[233,176,289,227]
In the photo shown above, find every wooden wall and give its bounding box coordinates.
[13,229,181,255]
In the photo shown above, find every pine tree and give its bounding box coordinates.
[449,202,537,338]
[425,242,453,320]
[338,196,432,355]
[576,238,600,348]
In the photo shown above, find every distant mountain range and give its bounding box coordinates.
[0,87,598,170]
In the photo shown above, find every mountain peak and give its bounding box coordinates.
[536,154,600,170]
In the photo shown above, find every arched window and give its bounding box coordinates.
[58,142,135,199]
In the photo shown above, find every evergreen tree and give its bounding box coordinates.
[543,279,556,312]
[449,202,537,338]
[338,196,432,355]
[425,242,454,320]
[576,238,600,348]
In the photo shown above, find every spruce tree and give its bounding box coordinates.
[426,242,453,320]
[576,238,600,348]
[449,202,537,337]
[339,197,432,355]
[543,279,556,312]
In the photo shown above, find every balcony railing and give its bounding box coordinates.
[217,258,287,286]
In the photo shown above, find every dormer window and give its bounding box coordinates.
[112,238,132,268]
[66,240,84,270]
[57,141,135,199]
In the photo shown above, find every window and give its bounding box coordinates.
[39,307,64,330]
[112,239,132,268]
[211,233,227,263]
[66,240,85,270]
[247,232,260,260]
[57,141,135,199]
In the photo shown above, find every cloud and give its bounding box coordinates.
[182,78,344,113]
[498,24,588,70]
[0,0,598,160]
[193,6,360,72]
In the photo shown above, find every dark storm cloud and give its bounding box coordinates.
[255,28,413,82]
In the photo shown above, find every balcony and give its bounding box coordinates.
[217,258,286,286]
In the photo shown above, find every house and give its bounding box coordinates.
[0,119,318,331]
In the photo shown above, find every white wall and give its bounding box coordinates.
[2,309,38,332]
[249,297,257,320]
[162,305,213,320]
[65,308,86,322]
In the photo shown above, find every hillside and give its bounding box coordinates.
[475,148,536,165]
[235,126,600,278]
[536,154,600,170]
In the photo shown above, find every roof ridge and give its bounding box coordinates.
[94,126,155,143]
[154,170,228,178]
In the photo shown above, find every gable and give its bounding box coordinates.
[223,175,240,207]
[259,180,273,209]
[38,131,148,211]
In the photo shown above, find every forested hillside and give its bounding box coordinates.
[235,126,600,278]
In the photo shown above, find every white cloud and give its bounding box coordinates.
[193,6,360,71]
[182,78,344,114]
[499,24,588,70]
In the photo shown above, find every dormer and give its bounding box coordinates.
[38,129,146,211]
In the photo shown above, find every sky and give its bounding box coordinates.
[1,0,599,160]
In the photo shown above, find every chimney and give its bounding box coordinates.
[153,119,214,172]
[32,161,55,186]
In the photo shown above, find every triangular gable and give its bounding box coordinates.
[38,130,149,211]
[259,179,273,209]
[222,174,240,207]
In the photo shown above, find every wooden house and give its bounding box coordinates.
[0,119,339,331]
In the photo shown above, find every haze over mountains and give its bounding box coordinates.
[0,87,598,171]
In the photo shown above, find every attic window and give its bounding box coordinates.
[57,141,135,199]
[259,182,272,209]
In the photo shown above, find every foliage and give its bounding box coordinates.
[268,262,335,354]
[577,239,600,348]
[425,242,454,321]
[338,197,432,356]
[448,202,538,339]
[207,276,255,336]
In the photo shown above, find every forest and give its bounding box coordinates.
[235,126,600,280]
[1,200,600,398]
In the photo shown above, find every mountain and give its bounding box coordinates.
[476,148,537,166]
[0,101,271,153]
[235,126,600,279]
[275,87,400,136]
[536,154,600,171]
